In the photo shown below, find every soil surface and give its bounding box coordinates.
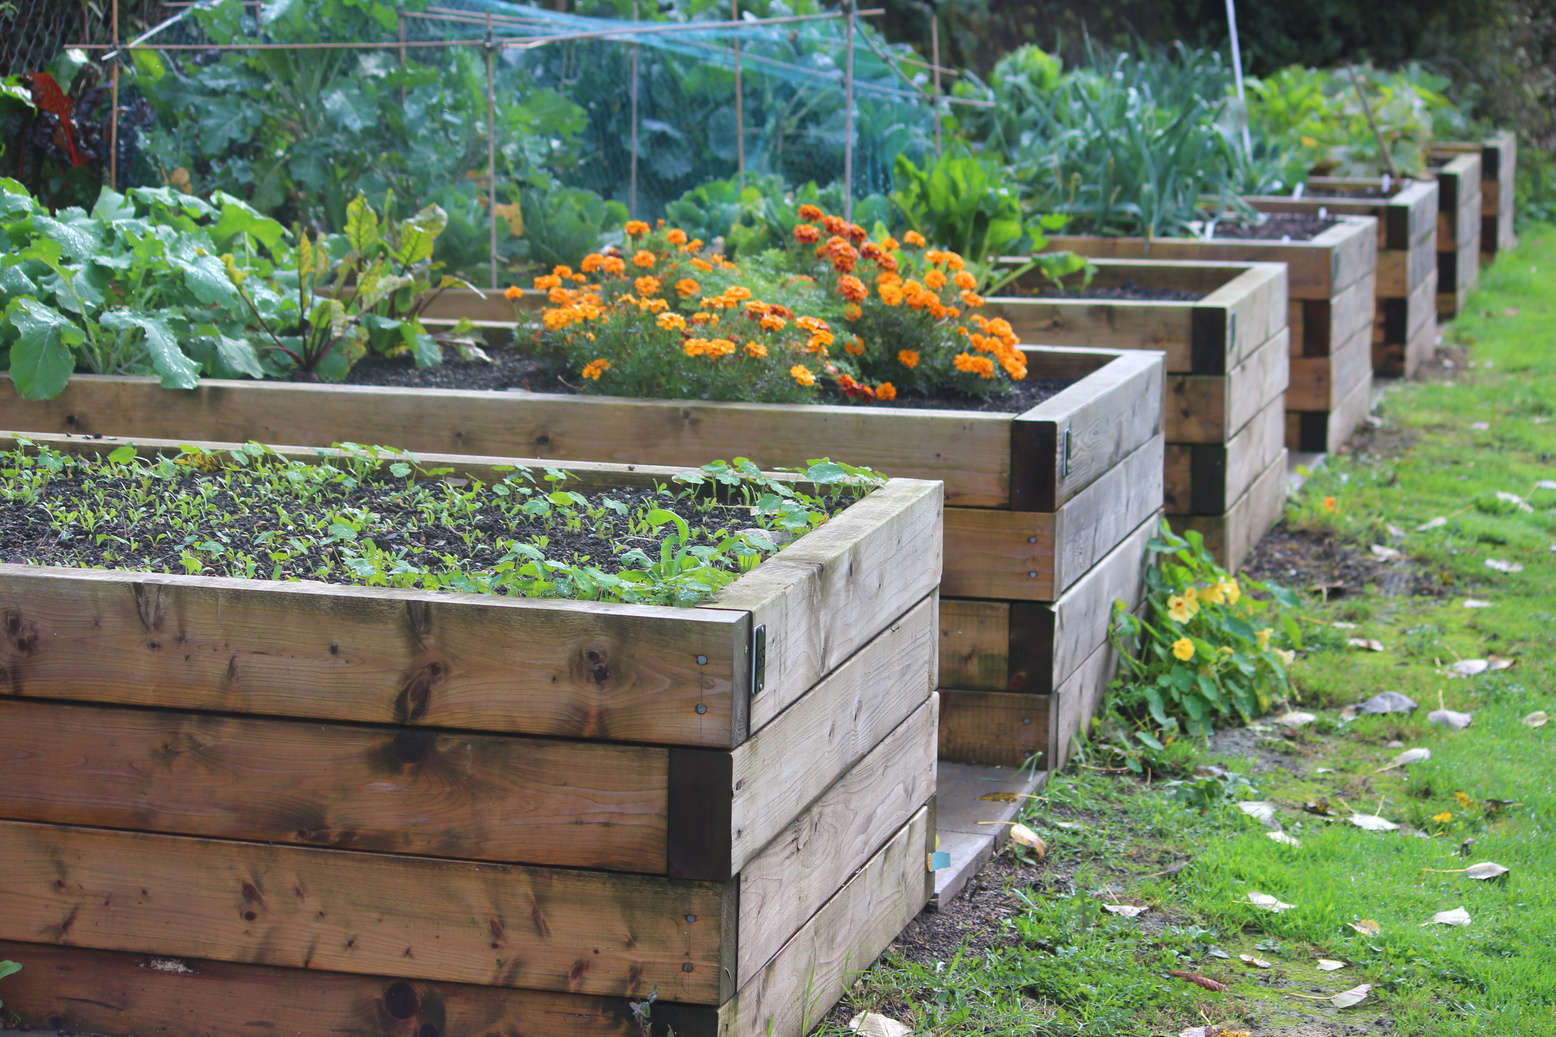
[1242,526,1445,600]
[1003,277,1205,302]
[1207,212,1340,241]
[345,350,1074,414]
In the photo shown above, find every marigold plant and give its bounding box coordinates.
[1109,521,1303,740]
[523,208,1033,405]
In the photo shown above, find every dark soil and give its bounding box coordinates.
[1242,525,1444,600]
[1002,277,1205,302]
[1206,212,1339,241]
[345,350,1074,414]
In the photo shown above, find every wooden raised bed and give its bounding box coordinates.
[1432,132,1517,259]
[0,344,1164,773]
[984,257,1288,569]
[0,434,941,1037]
[1420,151,1482,316]
[1045,219,1376,455]
[1242,179,1438,377]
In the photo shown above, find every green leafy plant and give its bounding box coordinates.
[0,958,18,1017]
[1108,520,1302,743]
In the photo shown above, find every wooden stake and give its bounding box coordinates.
[486,14,497,290]
[930,5,941,158]
[842,0,854,222]
[397,5,407,105]
[109,0,120,191]
[733,0,743,188]
[1347,64,1398,180]
[629,1,639,221]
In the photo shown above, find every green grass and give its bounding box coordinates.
[821,228,1556,1037]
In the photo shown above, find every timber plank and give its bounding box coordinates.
[942,432,1162,600]
[1289,321,1371,411]
[937,599,1012,692]
[717,807,932,1037]
[0,698,669,873]
[706,479,942,734]
[1285,366,1374,454]
[1177,449,1290,572]
[0,375,1016,508]
[737,695,937,980]
[0,565,750,748]
[1374,268,1438,377]
[1244,178,1436,251]
[1168,328,1289,444]
[1163,392,1286,515]
[0,819,732,1002]
[0,940,722,1037]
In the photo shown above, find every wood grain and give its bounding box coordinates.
[737,695,936,979]
[718,807,932,1037]
[1177,448,1289,572]
[707,478,942,734]
[1164,392,1285,515]
[1167,328,1289,444]
[0,565,749,748]
[0,940,724,1037]
[1289,322,1371,410]
[0,819,732,1002]
[937,600,1012,692]
[1373,268,1438,378]
[0,698,669,872]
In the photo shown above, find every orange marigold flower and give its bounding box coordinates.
[691,312,718,325]
[843,303,863,321]
[1001,355,1027,380]
[625,220,650,238]
[924,269,947,290]
[602,256,626,276]
[676,278,701,298]
[1323,496,1337,512]
[725,286,752,301]
[534,273,562,291]
[798,203,825,221]
[632,250,656,268]
[794,223,822,244]
[880,236,900,251]
[790,364,816,387]
[959,289,985,308]
[878,281,905,307]
[846,222,868,244]
[581,358,610,380]
[688,257,712,273]
[837,274,868,303]
[744,340,768,358]
[844,336,865,356]
[635,276,661,297]
[821,215,850,236]
[552,265,575,279]
[684,337,710,357]
[680,238,705,253]
[581,253,606,273]
[658,312,688,331]
[875,381,897,401]
[837,372,857,390]
[666,228,688,246]
[707,338,736,358]
[943,251,965,271]
[903,230,926,247]
[954,352,997,378]
[808,330,834,353]
[898,349,919,368]
[954,270,977,291]
[760,313,788,332]
[504,285,524,300]
[638,296,669,313]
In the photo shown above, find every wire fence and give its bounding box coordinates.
[11,0,983,284]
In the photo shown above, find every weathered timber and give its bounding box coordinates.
[1286,366,1373,455]
[1166,328,1289,444]
[942,432,1163,600]
[1373,266,1438,377]
[1164,392,1286,516]
[1431,133,1516,257]
[1177,449,1290,572]
[984,259,1287,373]
[1418,152,1482,316]
[1289,320,1372,411]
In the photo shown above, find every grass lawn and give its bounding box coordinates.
[822,227,1556,1037]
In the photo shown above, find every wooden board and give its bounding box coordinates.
[1286,367,1373,454]
[1288,320,1371,411]
[1174,449,1289,572]
[942,432,1162,601]
[0,818,734,1003]
[1290,268,1376,357]
[934,512,1157,698]
[1437,229,1481,317]
[1168,327,1289,444]
[1373,267,1438,378]
[717,807,932,1037]
[1245,178,1436,252]
[1047,218,1376,301]
[1164,392,1286,515]
[984,260,1287,374]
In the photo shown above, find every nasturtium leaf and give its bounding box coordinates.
[107,444,138,464]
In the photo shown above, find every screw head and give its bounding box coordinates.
[685,914,697,923]
[1027,571,1038,578]
[1027,536,1037,544]
[682,962,694,972]
[695,703,707,715]
[696,654,708,665]
[1022,717,1032,724]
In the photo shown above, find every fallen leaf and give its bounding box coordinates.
[1523,711,1549,728]
[1463,599,1495,608]
[1246,891,1295,913]
[1471,421,1491,431]
[1332,984,1373,1008]
[1303,798,1334,816]
[1167,970,1228,992]
[1349,812,1400,832]
[1444,658,1515,677]
[1009,823,1047,859]
[1315,767,1335,774]
[1417,516,1449,531]
[1485,558,1524,573]
[1331,621,1360,629]
[1347,638,1387,652]
[1240,954,1272,968]
[1268,831,1302,847]
[1277,711,1317,728]
[1194,764,1229,778]
[1317,959,1347,971]
[1053,821,1081,829]
[1349,919,1382,935]
[1465,862,1510,880]
[1238,801,1279,826]
[849,1012,911,1037]
[1536,480,1556,491]
[1427,709,1474,729]
[1423,907,1471,927]
[1377,747,1431,771]
[1103,904,1148,918]
[1205,947,1232,959]
[1496,491,1535,513]
[1359,692,1418,714]
[1370,545,1404,561]
[1484,798,1520,814]
[1387,523,1407,539]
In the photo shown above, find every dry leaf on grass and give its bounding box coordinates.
[1268,831,1303,847]
[1317,959,1347,971]
[1463,599,1495,608]
[1246,891,1295,913]
[1466,862,1511,880]
[1444,657,1515,677]
[976,791,1039,803]
[1523,711,1549,728]
[1358,692,1418,714]
[1428,709,1474,729]
[1423,907,1472,927]
[1485,558,1524,573]
[1331,984,1373,1008]
[1008,823,1047,858]
[1536,480,1556,491]
[1167,970,1228,992]
[1103,904,1149,918]
[1239,954,1272,968]
[1238,801,1278,826]
[1349,919,1382,935]
[1496,491,1535,513]
[1349,812,1400,831]
[1377,747,1431,771]
[849,1012,912,1037]
[1471,421,1491,431]
[1370,545,1404,561]
[1347,638,1387,652]
[1417,516,1448,531]
[1277,711,1317,728]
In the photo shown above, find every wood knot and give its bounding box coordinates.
[389,729,434,765]
[393,662,445,724]
[382,980,420,1020]
[575,646,612,688]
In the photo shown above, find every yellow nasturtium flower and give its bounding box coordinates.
[1431,811,1453,824]
[1276,648,1296,667]
[1202,582,1226,606]
[1256,627,1273,651]
[1167,594,1198,624]
[1172,637,1196,662]
[1223,578,1241,605]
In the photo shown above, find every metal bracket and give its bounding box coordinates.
[1060,426,1073,477]
[1227,312,1236,354]
[750,624,766,696]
